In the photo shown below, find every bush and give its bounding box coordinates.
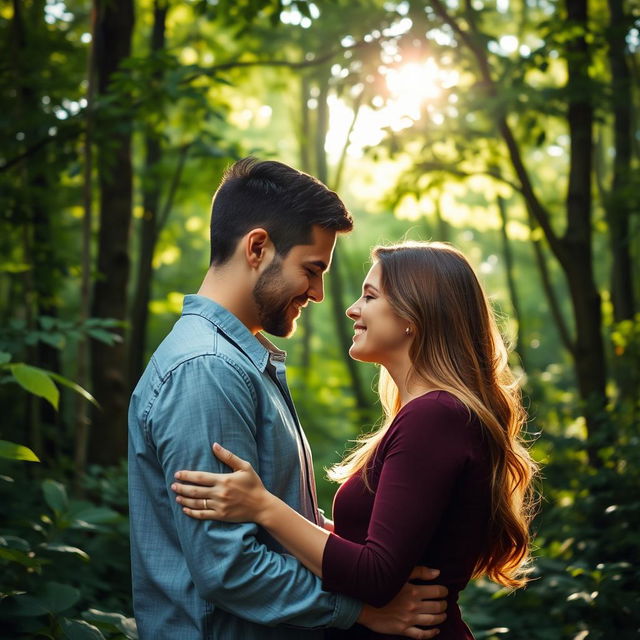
[0,462,135,640]
[461,400,640,639]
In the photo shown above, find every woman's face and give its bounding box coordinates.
[346,262,411,366]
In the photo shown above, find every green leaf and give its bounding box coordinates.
[71,506,119,526]
[84,317,124,328]
[70,519,101,532]
[39,316,57,330]
[83,610,138,639]
[0,535,31,551]
[11,582,80,616]
[118,617,139,639]
[0,440,40,462]
[39,543,90,561]
[42,479,69,513]
[82,610,126,625]
[39,332,66,349]
[10,364,59,409]
[46,372,99,408]
[87,328,122,345]
[61,618,106,640]
[0,589,26,599]
[0,547,43,569]
[0,261,30,273]
[0,351,11,365]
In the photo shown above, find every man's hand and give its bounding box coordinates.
[356,567,448,639]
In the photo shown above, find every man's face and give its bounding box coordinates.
[253,226,337,337]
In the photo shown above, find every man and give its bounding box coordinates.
[128,158,446,638]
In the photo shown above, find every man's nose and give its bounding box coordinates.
[308,277,325,303]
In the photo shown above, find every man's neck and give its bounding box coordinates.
[197,266,261,334]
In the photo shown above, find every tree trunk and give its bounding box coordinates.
[128,0,168,390]
[89,0,135,465]
[496,195,528,372]
[562,0,607,462]
[12,0,61,461]
[314,69,368,412]
[429,0,609,464]
[299,74,313,174]
[604,0,636,323]
[298,74,314,373]
[326,251,369,411]
[74,0,97,491]
[315,74,330,187]
[332,88,363,194]
[433,193,450,242]
[528,215,575,356]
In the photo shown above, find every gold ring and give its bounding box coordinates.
[203,498,208,510]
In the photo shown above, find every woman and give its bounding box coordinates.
[172,242,538,639]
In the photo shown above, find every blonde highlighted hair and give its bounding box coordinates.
[329,242,538,589]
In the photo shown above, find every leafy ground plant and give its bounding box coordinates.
[0,476,136,639]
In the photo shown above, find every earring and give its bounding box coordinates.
[405,327,411,335]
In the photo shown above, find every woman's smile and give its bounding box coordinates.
[353,324,367,340]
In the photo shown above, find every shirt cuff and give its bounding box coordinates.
[330,591,362,630]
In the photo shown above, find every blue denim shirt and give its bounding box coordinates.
[128,295,361,639]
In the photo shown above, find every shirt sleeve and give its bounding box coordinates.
[321,396,473,607]
[149,354,361,629]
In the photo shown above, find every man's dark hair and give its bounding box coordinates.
[209,157,353,265]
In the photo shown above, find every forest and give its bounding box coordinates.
[0,0,638,638]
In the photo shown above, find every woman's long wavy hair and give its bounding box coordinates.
[329,242,538,589]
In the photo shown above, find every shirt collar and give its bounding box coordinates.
[181,294,286,372]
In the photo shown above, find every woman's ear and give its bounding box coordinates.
[244,228,273,269]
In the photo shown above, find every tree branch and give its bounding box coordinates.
[1,37,374,174]
[332,87,364,194]
[181,37,372,83]
[529,217,576,355]
[156,142,192,235]
[416,161,524,194]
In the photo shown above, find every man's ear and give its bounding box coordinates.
[244,228,273,269]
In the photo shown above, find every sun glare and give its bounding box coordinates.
[385,60,441,111]
[326,58,458,159]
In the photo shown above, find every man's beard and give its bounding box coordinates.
[253,257,304,337]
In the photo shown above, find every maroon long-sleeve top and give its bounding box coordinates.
[322,391,492,640]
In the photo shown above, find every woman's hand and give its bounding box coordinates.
[171,443,273,524]
[173,443,328,577]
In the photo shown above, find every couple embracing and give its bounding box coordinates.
[128,158,537,639]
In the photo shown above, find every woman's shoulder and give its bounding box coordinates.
[390,390,480,441]
[402,390,470,418]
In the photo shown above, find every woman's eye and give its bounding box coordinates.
[363,295,374,302]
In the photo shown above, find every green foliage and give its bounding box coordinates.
[460,392,640,639]
[0,348,132,637]
[0,441,40,463]
[0,318,124,356]
[0,350,97,462]
[0,466,134,640]
[9,363,60,410]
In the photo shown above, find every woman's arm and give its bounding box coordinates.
[173,442,451,635]
[321,397,472,606]
[173,442,331,577]
[173,397,469,608]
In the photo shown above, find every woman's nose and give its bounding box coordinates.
[345,300,360,319]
